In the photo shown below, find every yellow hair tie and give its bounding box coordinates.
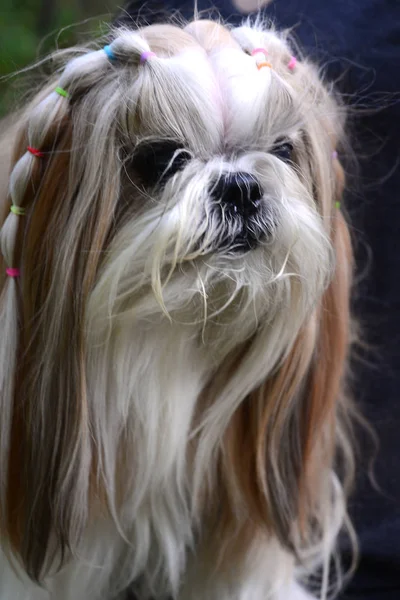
[257,61,273,70]
[10,205,25,216]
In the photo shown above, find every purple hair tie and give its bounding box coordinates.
[140,51,156,64]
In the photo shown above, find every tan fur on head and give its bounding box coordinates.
[0,17,355,600]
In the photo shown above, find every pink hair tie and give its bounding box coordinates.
[6,268,20,278]
[288,56,297,71]
[140,51,156,64]
[251,47,268,57]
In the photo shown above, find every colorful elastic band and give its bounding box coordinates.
[288,56,297,70]
[257,61,273,70]
[335,201,341,210]
[140,51,156,64]
[55,86,69,98]
[10,205,25,216]
[6,268,20,278]
[27,146,44,158]
[332,150,338,160]
[251,47,268,57]
[103,45,116,61]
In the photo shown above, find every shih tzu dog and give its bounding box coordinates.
[0,17,356,600]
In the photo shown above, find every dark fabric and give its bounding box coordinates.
[116,1,400,597]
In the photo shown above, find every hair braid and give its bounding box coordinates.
[0,42,118,569]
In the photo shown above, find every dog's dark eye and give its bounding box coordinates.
[133,140,191,187]
[271,141,294,163]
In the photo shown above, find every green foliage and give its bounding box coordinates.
[0,0,121,116]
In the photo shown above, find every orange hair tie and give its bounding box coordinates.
[257,61,272,70]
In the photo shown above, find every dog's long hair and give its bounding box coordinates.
[0,19,355,600]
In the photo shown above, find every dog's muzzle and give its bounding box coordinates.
[210,172,271,252]
[212,172,263,217]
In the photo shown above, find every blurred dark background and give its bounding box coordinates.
[0,0,123,116]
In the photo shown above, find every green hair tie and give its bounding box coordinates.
[55,86,69,98]
[335,201,341,210]
[10,205,25,216]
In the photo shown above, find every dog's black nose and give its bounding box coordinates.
[211,172,263,217]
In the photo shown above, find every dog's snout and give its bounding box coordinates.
[211,172,263,216]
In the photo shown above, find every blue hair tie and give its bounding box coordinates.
[103,45,116,61]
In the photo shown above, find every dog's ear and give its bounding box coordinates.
[0,81,121,580]
[212,157,353,565]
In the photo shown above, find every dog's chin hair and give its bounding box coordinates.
[0,17,356,600]
[82,182,334,597]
